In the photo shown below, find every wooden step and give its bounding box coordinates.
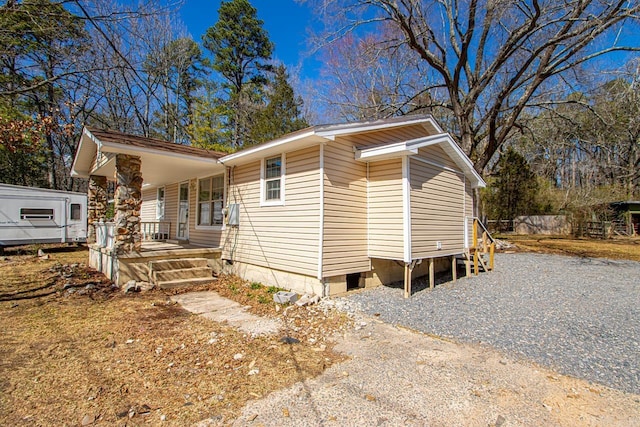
[152,267,212,283]
[157,277,216,289]
[149,258,209,271]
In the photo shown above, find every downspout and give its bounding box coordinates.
[61,197,69,243]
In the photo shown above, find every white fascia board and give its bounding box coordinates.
[355,142,418,161]
[100,140,221,165]
[70,128,99,178]
[219,130,327,165]
[405,133,486,188]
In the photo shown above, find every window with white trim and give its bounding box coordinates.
[262,155,285,204]
[198,175,224,226]
[156,187,165,220]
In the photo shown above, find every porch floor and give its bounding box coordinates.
[115,241,222,261]
[140,241,210,252]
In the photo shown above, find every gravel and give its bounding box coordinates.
[344,252,640,395]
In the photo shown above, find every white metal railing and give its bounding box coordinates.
[95,221,115,249]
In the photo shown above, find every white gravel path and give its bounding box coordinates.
[345,252,640,394]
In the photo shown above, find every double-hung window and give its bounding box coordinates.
[198,175,224,227]
[262,154,285,205]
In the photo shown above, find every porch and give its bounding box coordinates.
[90,222,222,288]
[71,127,226,289]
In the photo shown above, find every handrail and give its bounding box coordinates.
[472,217,496,244]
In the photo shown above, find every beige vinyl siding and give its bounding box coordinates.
[367,159,404,260]
[188,178,223,247]
[417,144,460,170]
[410,158,465,258]
[140,188,156,222]
[342,124,430,148]
[321,125,433,276]
[465,177,474,247]
[223,146,320,277]
[322,137,369,276]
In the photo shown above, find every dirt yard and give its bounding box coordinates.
[503,235,640,261]
[1,242,639,426]
[0,245,346,425]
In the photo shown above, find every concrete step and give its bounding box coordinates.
[157,277,216,289]
[153,267,212,283]
[149,257,209,271]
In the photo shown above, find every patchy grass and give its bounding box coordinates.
[500,235,640,262]
[0,245,348,426]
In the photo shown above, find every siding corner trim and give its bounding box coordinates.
[317,143,325,280]
[402,156,411,263]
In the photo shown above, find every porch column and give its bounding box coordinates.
[113,154,143,254]
[87,175,108,244]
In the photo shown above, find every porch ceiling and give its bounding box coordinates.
[93,150,225,188]
[72,127,225,187]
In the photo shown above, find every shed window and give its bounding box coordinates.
[198,175,224,226]
[261,154,285,205]
[20,208,54,220]
[70,204,81,220]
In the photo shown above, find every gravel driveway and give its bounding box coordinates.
[345,252,640,394]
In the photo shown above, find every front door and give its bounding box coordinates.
[177,182,189,239]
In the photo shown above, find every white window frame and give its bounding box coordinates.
[260,153,286,206]
[196,174,225,230]
[156,187,165,220]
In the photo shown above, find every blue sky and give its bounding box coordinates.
[179,0,320,79]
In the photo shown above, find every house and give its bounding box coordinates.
[0,184,87,251]
[71,115,488,297]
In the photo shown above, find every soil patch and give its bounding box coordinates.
[503,235,640,261]
[0,245,348,425]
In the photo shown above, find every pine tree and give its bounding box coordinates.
[248,65,308,146]
[202,0,273,148]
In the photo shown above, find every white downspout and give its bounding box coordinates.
[61,198,69,243]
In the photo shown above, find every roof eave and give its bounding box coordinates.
[316,114,442,138]
[219,130,328,165]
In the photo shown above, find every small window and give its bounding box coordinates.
[20,208,54,220]
[198,175,224,226]
[70,204,81,220]
[156,187,165,220]
[262,154,285,204]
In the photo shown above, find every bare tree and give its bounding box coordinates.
[304,0,640,172]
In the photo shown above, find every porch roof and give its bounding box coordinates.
[71,127,226,187]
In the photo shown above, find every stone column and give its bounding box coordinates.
[87,175,108,244]
[113,154,143,254]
